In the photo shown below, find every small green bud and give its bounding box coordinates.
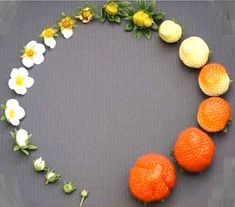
[45,169,60,184]
[33,157,47,172]
[80,189,89,206]
[63,182,76,194]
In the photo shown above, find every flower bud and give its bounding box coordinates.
[80,189,89,206]
[45,169,60,184]
[16,129,30,148]
[63,182,76,194]
[33,157,46,172]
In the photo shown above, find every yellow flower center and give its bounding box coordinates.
[8,109,15,119]
[105,2,119,16]
[42,28,56,38]
[82,9,92,19]
[62,20,71,28]
[24,48,35,58]
[59,17,74,29]
[133,11,153,28]
[15,75,25,86]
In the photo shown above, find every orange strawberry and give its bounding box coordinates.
[129,153,176,203]
[197,97,231,132]
[198,63,231,96]
[173,127,215,173]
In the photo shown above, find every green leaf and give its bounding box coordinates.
[21,149,29,156]
[115,16,121,23]
[134,29,142,39]
[125,22,134,31]
[13,145,19,151]
[230,79,233,85]
[27,145,38,150]
[10,131,16,139]
[143,29,152,39]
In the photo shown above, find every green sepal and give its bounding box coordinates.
[151,22,158,31]
[114,16,121,23]
[13,145,20,151]
[152,11,165,21]
[123,16,133,21]
[134,29,142,39]
[137,0,146,9]
[143,29,151,39]
[26,145,38,150]
[0,115,6,121]
[125,22,134,31]
[1,104,6,110]
[21,149,29,156]
[146,1,156,13]
[10,129,17,139]
[118,10,129,17]
[119,1,130,8]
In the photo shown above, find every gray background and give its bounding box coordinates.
[0,1,234,207]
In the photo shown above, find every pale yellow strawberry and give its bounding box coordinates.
[158,20,182,43]
[179,36,210,69]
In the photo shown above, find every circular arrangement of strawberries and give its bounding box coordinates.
[1,1,232,205]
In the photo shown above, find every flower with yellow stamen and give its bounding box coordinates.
[75,7,93,24]
[40,27,58,49]
[8,67,34,95]
[4,99,25,126]
[21,40,46,68]
[58,15,76,39]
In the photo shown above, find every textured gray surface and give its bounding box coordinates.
[0,1,234,207]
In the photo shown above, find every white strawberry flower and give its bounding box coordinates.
[40,27,58,49]
[21,40,46,68]
[58,15,76,39]
[8,67,34,95]
[4,99,25,126]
